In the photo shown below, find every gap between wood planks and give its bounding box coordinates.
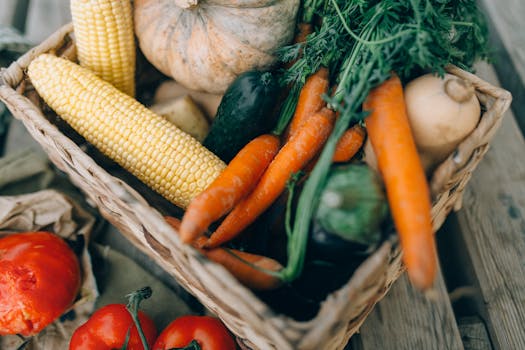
[439,63,525,350]
[479,0,525,134]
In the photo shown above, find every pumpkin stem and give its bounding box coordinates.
[174,0,199,9]
[444,78,475,103]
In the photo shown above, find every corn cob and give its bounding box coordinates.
[28,54,226,209]
[71,0,136,96]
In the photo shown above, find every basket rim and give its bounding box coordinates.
[0,23,513,350]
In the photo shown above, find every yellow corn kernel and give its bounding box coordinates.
[71,0,135,96]
[28,54,225,209]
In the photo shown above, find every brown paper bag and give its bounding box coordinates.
[0,189,98,350]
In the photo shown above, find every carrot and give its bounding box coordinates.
[284,67,330,140]
[199,240,283,290]
[295,23,313,45]
[363,74,437,290]
[167,217,282,290]
[206,107,336,249]
[179,134,280,243]
[332,124,366,162]
[300,124,365,174]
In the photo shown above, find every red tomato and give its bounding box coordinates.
[153,316,236,350]
[69,304,157,350]
[0,231,81,336]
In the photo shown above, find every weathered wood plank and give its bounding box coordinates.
[0,0,29,32]
[479,0,525,132]
[351,62,522,350]
[458,317,492,350]
[25,0,70,44]
[350,268,464,350]
[4,0,71,154]
[451,62,525,350]
[12,0,31,33]
[0,0,18,27]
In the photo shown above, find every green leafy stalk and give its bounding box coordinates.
[280,59,375,281]
[272,84,300,135]
[301,0,326,23]
[126,287,153,350]
[274,0,489,282]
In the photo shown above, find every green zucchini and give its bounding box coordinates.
[203,70,279,162]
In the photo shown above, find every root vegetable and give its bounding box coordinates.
[364,74,437,291]
[153,80,223,120]
[363,139,378,172]
[150,96,210,142]
[180,134,280,243]
[206,107,336,249]
[404,73,481,171]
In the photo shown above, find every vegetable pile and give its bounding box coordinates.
[21,0,490,324]
[268,0,488,291]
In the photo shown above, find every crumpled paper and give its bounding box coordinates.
[0,149,194,348]
[0,149,54,193]
[91,244,193,330]
[0,189,98,350]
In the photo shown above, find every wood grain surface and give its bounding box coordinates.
[451,63,525,350]
[351,270,464,350]
[480,0,525,132]
[1,2,524,349]
[0,0,18,27]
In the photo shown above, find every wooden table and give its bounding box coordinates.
[1,1,524,349]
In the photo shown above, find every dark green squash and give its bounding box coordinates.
[203,70,279,162]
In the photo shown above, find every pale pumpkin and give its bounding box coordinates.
[134,0,300,94]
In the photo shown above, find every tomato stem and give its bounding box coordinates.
[170,339,202,350]
[120,327,132,350]
[125,286,153,350]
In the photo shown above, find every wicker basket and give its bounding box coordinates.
[0,24,512,350]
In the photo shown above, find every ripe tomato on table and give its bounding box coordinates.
[0,231,81,336]
[153,315,236,350]
[69,287,157,350]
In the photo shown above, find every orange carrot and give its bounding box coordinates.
[301,124,365,174]
[206,107,336,249]
[294,23,313,45]
[332,124,366,162]
[198,239,283,290]
[285,67,330,140]
[363,74,437,290]
[180,134,280,243]
[167,217,282,290]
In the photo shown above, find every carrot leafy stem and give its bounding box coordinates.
[275,0,489,282]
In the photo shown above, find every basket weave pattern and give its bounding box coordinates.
[0,25,512,350]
